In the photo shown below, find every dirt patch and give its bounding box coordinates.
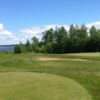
[38,57,91,61]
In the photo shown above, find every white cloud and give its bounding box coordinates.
[20,24,70,41]
[0,24,3,31]
[86,21,100,29]
[0,23,16,45]
[0,24,15,37]
[44,25,70,31]
[20,27,44,39]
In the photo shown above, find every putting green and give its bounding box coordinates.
[0,72,92,100]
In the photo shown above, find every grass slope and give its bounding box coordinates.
[0,72,91,100]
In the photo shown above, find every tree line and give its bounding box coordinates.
[14,24,100,53]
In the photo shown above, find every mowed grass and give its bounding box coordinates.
[0,52,100,100]
[0,72,91,100]
[66,52,100,56]
[42,52,100,60]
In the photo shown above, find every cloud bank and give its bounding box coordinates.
[1,21,100,45]
[19,24,70,40]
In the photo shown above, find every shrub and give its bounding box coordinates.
[14,45,24,54]
[25,45,33,52]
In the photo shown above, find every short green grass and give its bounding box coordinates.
[42,52,100,60]
[0,72,91,100]
[0,52,100,100]
[65,52,100,56]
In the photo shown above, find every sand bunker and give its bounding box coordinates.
[38,57,91,61]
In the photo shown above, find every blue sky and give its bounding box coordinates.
[0,0,100,44]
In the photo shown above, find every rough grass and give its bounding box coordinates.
[0,52,100,100]
[0,72,92,100]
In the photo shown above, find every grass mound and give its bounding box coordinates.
[0,72,92,100]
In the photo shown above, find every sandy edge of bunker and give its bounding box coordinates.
[38,57,91,61]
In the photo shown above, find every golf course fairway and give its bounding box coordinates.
[0,72,92,100]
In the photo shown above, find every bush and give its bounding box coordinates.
[25,45,33,52]
[14,45,24,54]
[35,47,42,53]
[41,45,46,53]
[45,42,54,53]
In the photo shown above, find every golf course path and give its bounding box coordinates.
[38,57,91,61]
[0,72,92,100]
